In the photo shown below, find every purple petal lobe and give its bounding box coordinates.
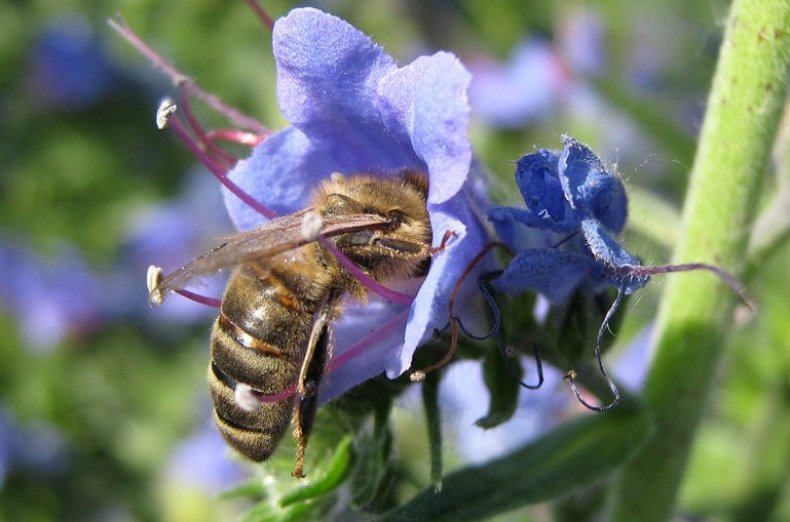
[378,52,472,204]
[399,188,490,375]
[580,218,648,293]
[559,136,627,233]
[224,128,340,230]
[492,248,602,303]
[320,302,410,402]
[273,8,410,170]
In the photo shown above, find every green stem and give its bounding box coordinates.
[610,1,790,521]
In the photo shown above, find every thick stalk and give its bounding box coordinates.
[610,1,790,520]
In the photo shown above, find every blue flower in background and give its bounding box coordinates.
[490,136,647,303]
[468,40,569,128]
[26,15,115,110]
[166,420,246,493]
[0,241,103,351]
[114,171,231,324]
[225,8,489,401]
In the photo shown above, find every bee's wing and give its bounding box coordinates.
[155,209,388,294]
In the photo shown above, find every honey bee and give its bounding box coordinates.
[148,170,433,478]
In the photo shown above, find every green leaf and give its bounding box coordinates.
[376,405,653,522]
[279,435,354,507]
[474,342,522,429]
[350,403,398,511]
[218,479,267,501]
[421,370,443,491]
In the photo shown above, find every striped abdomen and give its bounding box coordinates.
[208,260,330,461]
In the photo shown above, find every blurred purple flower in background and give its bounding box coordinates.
[114,171,232,323]
[25,15,116,110]
[439,361,571,464]
[165,420,247,493]
[0,405,69,488]
[0,241,103,352]
[225,8,489,401]
[613,324,655,391]
[468,40,569,129]
[467,9,605,129]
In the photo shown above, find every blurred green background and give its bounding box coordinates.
[1,0,788,520]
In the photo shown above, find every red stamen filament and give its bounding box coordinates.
[206,129,266,147]
[245,0,275,31]
[328,310,410,371]
[417,241,511,376]
[254,384,296,403]
[254,309,410,403]
[174,289,222,308]
[319,238,415,305]
[178,84,238,167]
[165,111,278,219]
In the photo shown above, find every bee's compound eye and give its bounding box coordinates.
[387,210,405,229]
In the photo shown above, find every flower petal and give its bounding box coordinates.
[398,187,490,376]
[558,136,627,233]
[224,128,340,230]
[272,8,412,171]
[319,301,410,402]
[580,218,648,293]
[491,248,603,303]
[378,52,472,204]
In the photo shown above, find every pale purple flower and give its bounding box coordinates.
[166,420,247,493]
[114,171,231,323]
[468,40,569,128]
[438,361,570,464]
[224,8,488,401]
[0,405,69,487]
[0,241,103,351]
[26,15,115,110]
[467,8,618,135]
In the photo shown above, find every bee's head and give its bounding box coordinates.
[315,171,433,282]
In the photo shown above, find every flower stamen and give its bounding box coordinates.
[412,241,510,378]
[108,15,269,134]
[205,129,266,147]
[320,239,415,305]
[156,100,278,219]
[174,289,222,308]
[245,0,275,31]
[177,84,238,167]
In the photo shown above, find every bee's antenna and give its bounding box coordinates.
[564,286,625,412]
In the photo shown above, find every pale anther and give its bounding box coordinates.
[146,265,165,305]
[156,98,178,130]
[300,210,324,241]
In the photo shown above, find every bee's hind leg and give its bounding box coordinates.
[291,307,332,479]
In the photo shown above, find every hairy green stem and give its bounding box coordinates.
[610,1,790,520]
